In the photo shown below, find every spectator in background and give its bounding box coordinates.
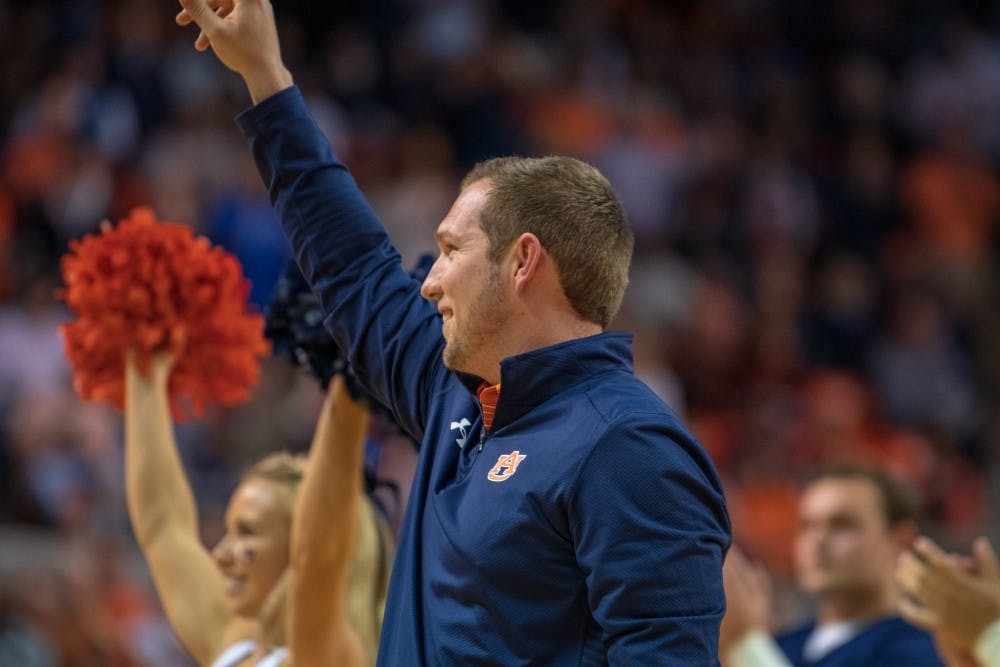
[721,464,944,667]
[897,536,1000,667]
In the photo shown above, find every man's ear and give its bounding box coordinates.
[512,232,544,291]
[890,519,919,555]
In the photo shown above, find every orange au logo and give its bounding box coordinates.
[487,451,527,482]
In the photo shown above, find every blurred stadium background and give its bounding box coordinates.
[1,0,999,663]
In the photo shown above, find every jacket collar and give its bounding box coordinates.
[455,332,634,432]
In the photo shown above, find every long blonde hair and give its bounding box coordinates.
[244,452,394,665]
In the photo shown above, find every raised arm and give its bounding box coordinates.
[124,355,235,665]
[287,376,368,667]
[176,0,447,441]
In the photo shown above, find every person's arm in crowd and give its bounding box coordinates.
[124,354,237,665]
[719,546,793,667]
[897,536,1000,667]
[569,421,730,663]
[286,376,368,667]
[176,0,445,440]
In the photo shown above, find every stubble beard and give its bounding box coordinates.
[442,263,509,376]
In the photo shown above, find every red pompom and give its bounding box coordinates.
[59,207,271,420]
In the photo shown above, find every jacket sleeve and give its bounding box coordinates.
[236,86,444,441]
[568,418,731,665]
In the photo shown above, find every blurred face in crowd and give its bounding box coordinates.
[421,179,514,379]
[793,477,904,603]
[212,477,291,617]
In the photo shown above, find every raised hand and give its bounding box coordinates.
[176,0,233,52]
[175,0,293,104]
[125,349,174,395]
[897,536,1000,661]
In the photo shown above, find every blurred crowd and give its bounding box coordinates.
[1,0,999,663]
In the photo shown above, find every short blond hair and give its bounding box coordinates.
[462,156,633,328]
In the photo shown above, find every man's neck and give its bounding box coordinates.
[511,318,603,359]
[815,590,897,626]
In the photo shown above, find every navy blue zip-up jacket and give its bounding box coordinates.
[237,86,731,666]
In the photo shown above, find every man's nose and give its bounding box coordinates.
[420,257,443,301]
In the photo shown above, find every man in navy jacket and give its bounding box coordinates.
[176,0,731,664]
[720,465,945,667]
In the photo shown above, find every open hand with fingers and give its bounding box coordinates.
[175,0,293,103]
[897,536,1000,666]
